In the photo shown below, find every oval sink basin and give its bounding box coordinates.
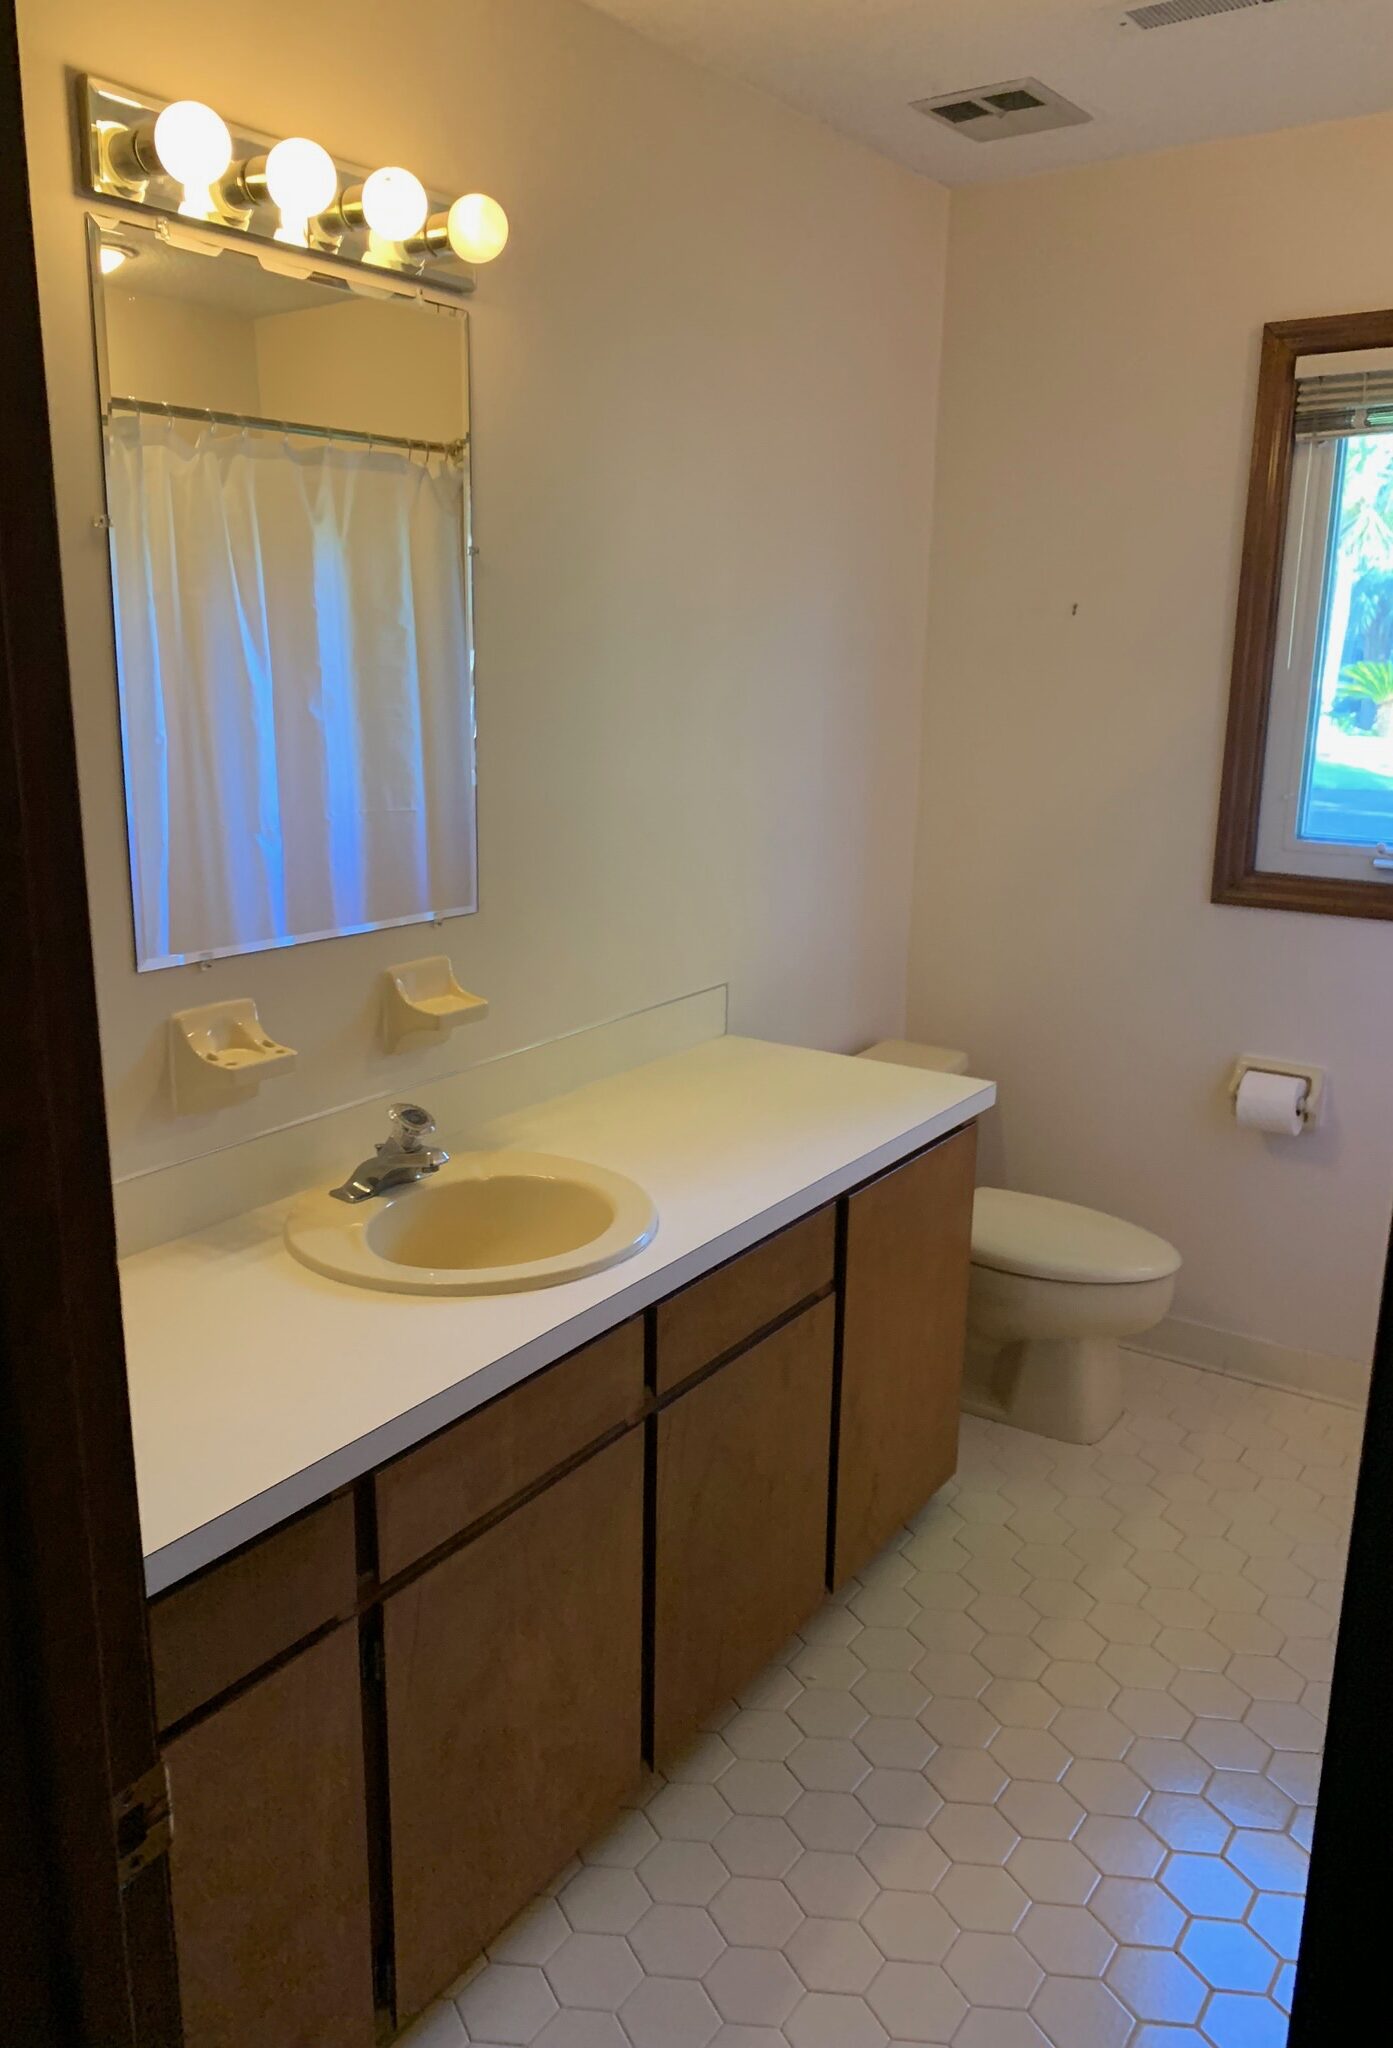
[285,1151,658,1296]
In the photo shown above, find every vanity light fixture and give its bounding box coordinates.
[97,241,135,274]
[79,75,510,297]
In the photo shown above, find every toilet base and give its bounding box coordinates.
[962,1332,1124,1446]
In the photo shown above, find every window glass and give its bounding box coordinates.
[1298,433,1393,849]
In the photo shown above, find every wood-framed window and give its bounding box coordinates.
[1213,308,1393,920]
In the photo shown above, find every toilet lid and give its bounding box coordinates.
[973,1188,1181,1285]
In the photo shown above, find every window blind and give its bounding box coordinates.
[1295,369,1393,440]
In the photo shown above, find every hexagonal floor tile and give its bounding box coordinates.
[1017,1902,1117,1977]
[457,1962,560,2041]
[784,1989,890,2048]
[1005,1837,1101,1905]
[712,1814,801,1879]
[854,1717,935,1771]
[709,1877,804,1948]
[1199,1990,1291,2048]
[855,1766,943,1828]
[627,1903,725,1978]
[1106,1944,1208,2024]
[942,1931,1044,2008]
[858,1825,950,1895]
[861,1887,958,1963]
[784,1916,883,1992]
[930,1802,1021,1866]
[936,1864,1030,1933]
[869,1960,970,2038]
[558,1865,649,1934]
[542,1934,642,2012]
[1090,1876,1186,1948]
[619,1975,721,2048]
[785,1851,878,1921]
[531,2010,628,2048]
[1030,1975,1135,2048]
[1181,1917,1280,1994]
[996,1779,1087,1843]
[702,1944,802,2026]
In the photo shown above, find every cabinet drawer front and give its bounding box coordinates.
[654,1206,835,1395]
[375,1317,644,1581]
[150,1493,357,1731]
[654,1295,835,1761]
[386,1431,644,2009]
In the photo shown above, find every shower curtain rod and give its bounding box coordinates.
[104,394,466,462]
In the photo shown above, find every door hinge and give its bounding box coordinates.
[114,1760,172,1890]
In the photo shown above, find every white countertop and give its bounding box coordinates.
[121,1036,994,1593]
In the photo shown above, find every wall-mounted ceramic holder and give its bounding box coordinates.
[382,956,488,1052]
[170,999,297,1115]
[1228,1054,1326,1131]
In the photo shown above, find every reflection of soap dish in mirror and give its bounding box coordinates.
[170,997,297,1114]
[383,955,488,1050]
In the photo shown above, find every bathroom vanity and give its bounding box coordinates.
[122,1038,989,2044]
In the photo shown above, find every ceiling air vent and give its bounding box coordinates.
[1122,0,1285,28]
[911,78,1091,142]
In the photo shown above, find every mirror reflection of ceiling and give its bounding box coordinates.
[579,0,1393,184]
[99,231,467,446]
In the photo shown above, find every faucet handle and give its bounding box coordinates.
[387,1102,437,1153]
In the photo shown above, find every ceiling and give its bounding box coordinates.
[580,0,1393,184]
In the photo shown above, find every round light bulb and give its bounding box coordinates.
[152,100,232,188]
[264,137,338,219]
[98,244,132,276]
[446,192,509,265]
[360,166,429,242]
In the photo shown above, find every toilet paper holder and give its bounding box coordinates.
[1227,1055,1325,1130]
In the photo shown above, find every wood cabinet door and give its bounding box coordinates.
[386,1430,644,2016]
[833,1124,976,1586]
[653,1297,835,1763]
[164,1626,376,2048]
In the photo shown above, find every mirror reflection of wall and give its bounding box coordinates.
[94,224,476,972]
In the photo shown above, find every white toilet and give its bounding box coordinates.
[859,1041,1181,1444]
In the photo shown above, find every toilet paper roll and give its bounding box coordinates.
[1235,1069,1308,1137]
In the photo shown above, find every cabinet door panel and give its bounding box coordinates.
[386,1431,644,2014]
[834,1126,976,1586]
[654,1297,835,1762]
[164,1626,375,2048]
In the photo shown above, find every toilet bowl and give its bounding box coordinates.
[965,1189,1179,1444]
[858,1041,1182,1445]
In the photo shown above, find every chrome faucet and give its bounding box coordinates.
[329,1103,449,1204]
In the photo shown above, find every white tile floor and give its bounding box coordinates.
[399,1350,1360,2048]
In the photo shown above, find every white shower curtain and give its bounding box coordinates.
[105,408,476,968]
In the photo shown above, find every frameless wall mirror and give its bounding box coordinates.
[89,216,477,971]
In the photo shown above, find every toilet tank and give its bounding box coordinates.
[857,1039,970,1075]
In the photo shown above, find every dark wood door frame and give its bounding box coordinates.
[0,2,1385,2035]
[0,6,181,2041]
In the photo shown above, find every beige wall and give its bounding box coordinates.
[910,111,1393,1374]
[103,291,261,413]
[253,297,467,445]
[20,0,948,1182]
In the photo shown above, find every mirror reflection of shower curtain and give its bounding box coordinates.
[105,410,476,968]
